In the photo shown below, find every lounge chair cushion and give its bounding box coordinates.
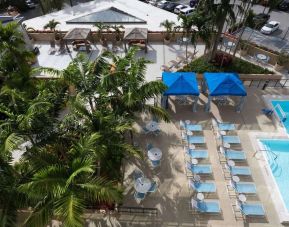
[187,163,212,174]
[241,203,265,216]
[190,180,216,193]
[223,136,241,144]
[192,199,220,213]
[187,136,205,144]
[218,123,235,131]
[235,183,256,194]
[225,151,246,160]
[230,166,251,176]
[186,124,202,131]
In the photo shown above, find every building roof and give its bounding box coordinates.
[63,28,91,40]
[124,28,148,40]
[23,0,179,32]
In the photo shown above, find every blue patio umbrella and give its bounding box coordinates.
[162,72,200,111]
[202,72,247,112]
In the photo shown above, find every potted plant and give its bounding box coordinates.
[275,52,289,71]
[43,19,61,45]
[94,22,108,46]
[160,20,176,44]
[239,40,249,56]
[110,24,124,45]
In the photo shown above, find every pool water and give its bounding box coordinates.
[261,139,289,211]
[271,100,289,134]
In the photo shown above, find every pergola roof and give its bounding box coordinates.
[203,72,247,96]
[162,72,200,96]
[123,27,148,40]
[63,28,91,40]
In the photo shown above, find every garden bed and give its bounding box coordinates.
[181,56,274,74]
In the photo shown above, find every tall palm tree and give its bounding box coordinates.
[43,19,60,31]
[160,19,176,41]
[201,0,236,61]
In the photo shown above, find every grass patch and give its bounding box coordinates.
[182,56,274,74]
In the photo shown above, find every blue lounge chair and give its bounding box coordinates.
[189,179,216,193]
[222,136,241,144]
[192,199,220,214]
[186,148,209,159]
[186,124,202,132]
[218,123,235,131]
[148,181,157,193]
[237,201,265,217]
[225,150,246,161]
[187,163,212,175]
[229,166,251,176]
[187,136,206,144]
[134,191,146,200]
[230,181,257,195]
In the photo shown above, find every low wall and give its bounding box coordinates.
[28,31,199,43]
[194,73,282,81]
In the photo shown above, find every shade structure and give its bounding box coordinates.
[63,28,91,41]
[162,72,199,112]
[163,72,200,96]
[203,72,246,96]
[203,72,247,112]
[123,27,148,40]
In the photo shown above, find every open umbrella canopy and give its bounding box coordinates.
[203,72,247,96]
[162,72,200,96]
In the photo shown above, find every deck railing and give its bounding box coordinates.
[116,206,158,216]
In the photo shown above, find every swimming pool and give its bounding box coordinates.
[271,100,289,134]
[260,139,289,211]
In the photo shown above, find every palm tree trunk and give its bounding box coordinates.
[209,16,226,61]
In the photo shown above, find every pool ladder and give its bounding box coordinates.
[274,104,287,122]
[259,149,278,161]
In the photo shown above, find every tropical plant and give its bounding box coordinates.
[276,52,289,66]
[160,19,176,41]
[19,145,123,227]
[110,24,125,42]
[94,22,109,43]
[43,19,60,31]
[0,22,34,91]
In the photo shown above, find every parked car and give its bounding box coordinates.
[164,2,179,12]
[157,0,169,8]
[253,13,270,26]
[25,0,36,9]
[189,0,198,7]
[260,21,280,34]
[278,0,289,11]
[174,4,189,14]
[179,7,194,16]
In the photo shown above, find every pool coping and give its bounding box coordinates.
[262,95,289,135]
[250,132,289,224]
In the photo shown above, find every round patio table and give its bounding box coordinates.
[191,158,198,165]
[193,174,201,182]
[220,130,226,136]
[238,194,247,203]
[224,142,231,149]
[197,192,204,201]
[232,175,240,183]
[189,144,196,149]
[227,160,235,167]
[187,130,193,136]
[134,178,152,193]
[146,121,159,132]
[256,53,268,61]
[148,148,162,161]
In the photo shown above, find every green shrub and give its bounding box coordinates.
[181,56,273,74]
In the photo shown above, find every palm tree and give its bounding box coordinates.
[0,22,34,90]
[94,22,109,45]
[160,19,176,42]
[43,19,60,31]
[202,0,236,61]
[110,24,125,42]
[19,146,123,227]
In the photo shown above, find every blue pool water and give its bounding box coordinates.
[271,100,289,134]
[261,139,289,211]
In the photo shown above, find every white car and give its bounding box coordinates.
[174,4,190,14]
[179,7,194,16]
[261,21,280,34]
[157,0,168,8]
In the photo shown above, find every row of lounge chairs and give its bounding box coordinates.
[160,51,198,72]
[180,119,266,218]
[180,120,222,214]
[212,119,266,219]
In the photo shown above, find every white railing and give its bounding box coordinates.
[274,104,287,122]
